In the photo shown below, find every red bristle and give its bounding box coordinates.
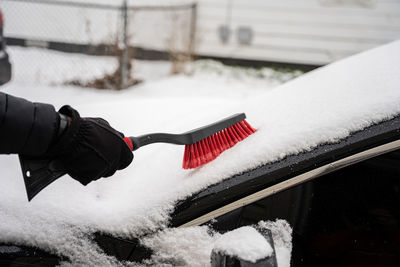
[198,140,204,165]
[209,135,219,156]
[215,132,224,150]
[207,135,215,155]
[226,127,235,143]
[188,144,194,169]
[204,138,213,161]
[229,128,239,145]
[216,134,224,153]
[226,129,235,147]
[238,121,249,135]
[183,145,189,169]
[183,119,256,169]
[221,129,232,148]
[229,126,240,143]
[227,127,238,145]
[243,120,256,133]
[239,121,251,135]
[198,141,205,166]
[206,139,213,161]
[199,139,208,163]
[187,147,191,169]
[201,139,207,162]
[183,145,188,169]
[194,142,202,168]
[202,139,210,163]
[190,143,197,169]
[212,133,221,153]
[213,132,224,152]
[190,143,196,169]
[234,123,248,139]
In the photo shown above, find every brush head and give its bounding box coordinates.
[182,120,256,169]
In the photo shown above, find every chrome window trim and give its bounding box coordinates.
[179,139,400,228]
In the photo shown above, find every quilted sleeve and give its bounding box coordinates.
[0,92,59,156]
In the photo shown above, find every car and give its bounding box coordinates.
[171,116,400,266]
[0,9,11,86]
[0,41,399,266]
[1,119,399,266]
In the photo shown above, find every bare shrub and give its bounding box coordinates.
[65,44,141,90]
[167,10,194,75]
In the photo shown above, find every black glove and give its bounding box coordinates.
[47,105,133,185]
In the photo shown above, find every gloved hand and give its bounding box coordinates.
[47,105,133,185]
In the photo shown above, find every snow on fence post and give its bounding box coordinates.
[120,0,129,90]
[187,3,197,74]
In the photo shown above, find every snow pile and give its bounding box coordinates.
[0,245,21,254]
[258,220,292,267]
[141,219,291,267]
[0,41,399,266]
[213,226,273,263]
[142,226,219,267]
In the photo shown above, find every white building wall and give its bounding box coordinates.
[195,0,400,65]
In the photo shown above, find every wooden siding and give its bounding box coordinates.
[195,0,400,65]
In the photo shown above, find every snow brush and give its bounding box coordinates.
[19,113,256,201]
[123,113,256,169]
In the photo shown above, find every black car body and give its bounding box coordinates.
[1,114,399,266]
[0,9,11,86]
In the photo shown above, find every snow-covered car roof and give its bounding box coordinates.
[0,40,399,265]
[171,115,400,227]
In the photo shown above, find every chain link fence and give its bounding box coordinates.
[1,0,197,89]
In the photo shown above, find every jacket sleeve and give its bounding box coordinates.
[0,92,59,156]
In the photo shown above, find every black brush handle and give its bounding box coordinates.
[128,133,192,151]
[125,113,246,151]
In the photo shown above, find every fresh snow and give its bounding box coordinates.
[0,245,22,254]
[141,219,291,267]
[142,225,219,267]
[213,226,273,263]
[0,40,400,266]
[259,220,292,267]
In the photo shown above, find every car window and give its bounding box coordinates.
[210,149,400,266]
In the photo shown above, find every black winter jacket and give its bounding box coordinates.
[0,92,58,156]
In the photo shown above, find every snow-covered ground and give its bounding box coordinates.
[1,40,400,266]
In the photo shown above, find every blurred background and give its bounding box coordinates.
[1,0,399,90]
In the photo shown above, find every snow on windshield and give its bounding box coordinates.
[0,40,399,266]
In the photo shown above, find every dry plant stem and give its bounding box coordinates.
[64,45,141,90]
